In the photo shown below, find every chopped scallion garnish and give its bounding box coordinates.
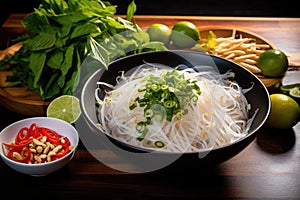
[130,67,201,141]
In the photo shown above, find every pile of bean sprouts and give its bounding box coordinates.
[95,63,257,153]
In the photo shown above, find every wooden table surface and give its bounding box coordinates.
[0,13,300,199]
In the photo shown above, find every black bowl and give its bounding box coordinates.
[79,50,270,172]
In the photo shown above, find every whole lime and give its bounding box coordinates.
[170,21,200,48]
[146,23,171,46]
[266,93,300,129]
[257,49,289,77]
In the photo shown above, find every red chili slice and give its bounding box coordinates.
[3,139,33,151]
[15,127,30,144]
[40,127,59,138]
[6,147,31,163]
[53,145,70,160]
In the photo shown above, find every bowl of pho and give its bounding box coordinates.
[79,50,270,172]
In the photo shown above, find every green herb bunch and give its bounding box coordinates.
[0,0,167,100]
[130,67,201,141]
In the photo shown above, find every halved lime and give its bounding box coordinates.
[280,83,300,94]
[289,87,300,99]
[46,95,81,124]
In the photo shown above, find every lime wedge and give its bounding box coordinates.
[47,95,81,124]
[289,87,300,99]
[280,83,300,94]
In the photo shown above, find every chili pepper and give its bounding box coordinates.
[34,129,44,140]
[3,139,33,151]
[47,136,61,145]
[29,123,39,137]
[41,127,59,139]
[6,147,31,163]
[40,127,61,145]
[28,123,44,140]
[15,127,30,144]
[61,137,71,146]
[53,145,70,159]
[19,147,31,163]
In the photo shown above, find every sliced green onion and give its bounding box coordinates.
[136,122,147,133]
[164,100,176,108]
[137,129,148,141]
[130,67,201,141]
[176,110,183,119]
[144,109,154,118]
[161,84,168,90]
[129,103,137,110]
[168,87,175,93]
[161,91,169,99]
[154,141,165,148]
[191,95,198,106]
[150,83,160,92]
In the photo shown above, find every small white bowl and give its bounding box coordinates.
[0,117,79,176]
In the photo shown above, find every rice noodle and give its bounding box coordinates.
[95,63,256,153]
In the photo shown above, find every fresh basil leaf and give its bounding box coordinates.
[57,74,65,88]
[62,47,81,94]
[130,25,150,43]
[70,23,101,39]
[139,41,168,52]
[126,0,136,21]
[55,24,72,47]
[116,17,136,31]
[76,0,116,16]
[61,44,74,76]
[52,10,94,25]
[89,37,110,69]
[29,51,46,88]
[22,12,49,33]
[46,0,68,13]
[47,50,64,69]
[99,35,127,60]
[105,18,127,30]
[23,32,57,51]
[41,71,62,100]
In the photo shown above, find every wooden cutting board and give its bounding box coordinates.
[0,70,50,116]
[0,42,49,116]
[0,28,297,116]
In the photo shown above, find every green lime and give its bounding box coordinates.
[267,93,300,129]
[280,83,300,94]
[146,23,171,46]
[289,87,300,99]
[257,49,289,77]
[280,83,300,103]
[170,21,200,48]
[47,95,82,124]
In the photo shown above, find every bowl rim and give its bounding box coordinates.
[0,116,79,166]
[80,49,271,155]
